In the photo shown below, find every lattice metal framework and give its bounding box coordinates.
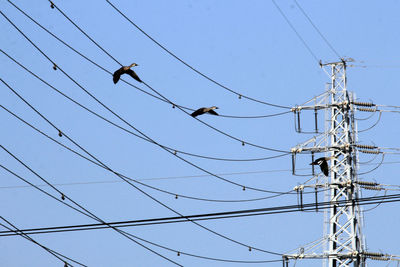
[284,60,365,267]
[324,61,364,267]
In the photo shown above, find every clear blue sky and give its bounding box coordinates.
[1,0,400,266]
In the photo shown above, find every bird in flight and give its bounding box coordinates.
[113,63,142,84]
[191,106,219,118]
[310,156,336,176]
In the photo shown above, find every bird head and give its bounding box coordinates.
[129,63,139,68]
[210,106,219,110]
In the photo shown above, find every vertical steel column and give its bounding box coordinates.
[325,61,364,267]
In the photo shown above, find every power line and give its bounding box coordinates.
[0,48,288,163]
[2,1,396,266]
[0,104,290,204]
[0,75,291,195]
[0,216,87,267]
[1,193,399,237]
[0,11,296,194]
[0,79,283,257]
[0,163,283,265]
[271,0,319,63]
[5,1,292,120]
[0,145,184,266]
[5,0,291,118]
[293,0,341,59]
[144,78,291,153]
[2,157,400,190]
[377,104,400,109]
[13,3,292,153]
[0,169,299,190]
[0,103,330,204]
[103,0,291,109]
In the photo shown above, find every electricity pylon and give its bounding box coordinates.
[284,59,366,266]
[322,60,365,267]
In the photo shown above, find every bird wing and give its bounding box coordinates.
[191,108,204,117]
[126,69,142,83]
[207,109,219,116]
[113,68,123,84]
[320,160,329,176]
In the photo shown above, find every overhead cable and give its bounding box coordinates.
[14,3,292,152]
[0,12,296,194]
[103,0,291,109]
[1,48,287,163]
[293,0,341,59]
[0,216,87,267]
[0,75,292,195]
[271,0,319,63]
[0,104,291,203]
[0,79,283,256]
[0,167,281,264]
[1,193,399,237]
[0,146,183,266]
[6,0,290,119]
[0,163,284,264]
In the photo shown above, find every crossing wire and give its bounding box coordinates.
[0,78,283,257]
[0,216,87,267]
[0,74,306,196]
[29,2,292,153]
[103,0,291,109]
[1,159,286,264]
[0,8,294,162]
[0,12,295,194]
[271,0,319,63]
[0,145,183,267]
[2,193,399,237]
[293,0,341,59]
[6,0,291,119]
[1,48,288,163]
[0,104,291,203]
[0,168,281,265]
[2,1,396,266]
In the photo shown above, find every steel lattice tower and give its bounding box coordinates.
[283,60,366,266]
[324,60,364,267]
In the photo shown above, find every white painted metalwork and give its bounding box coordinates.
[284,60,366,267]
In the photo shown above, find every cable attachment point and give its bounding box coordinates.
[360,185,382,191]
[175,195,178,199]
[357,107,377,112]
[369,256,390,261]
[58,130,63,137]
[356,181,378,186]
[355,144,377,150]
[61,193,65,200]
[352,101,375,107]
[363,252,384,257]
[242,186,246,191]
[52,63,57,70]
[50,1,55,9]
[238,94,242,99]
[359,149,381,154]
[248,247,252,251]
[241,141,245,146]
[177,252,180,256]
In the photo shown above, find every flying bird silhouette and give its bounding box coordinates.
[113,63,142,84]
[191,106,219,118]
[310,156,335,176]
